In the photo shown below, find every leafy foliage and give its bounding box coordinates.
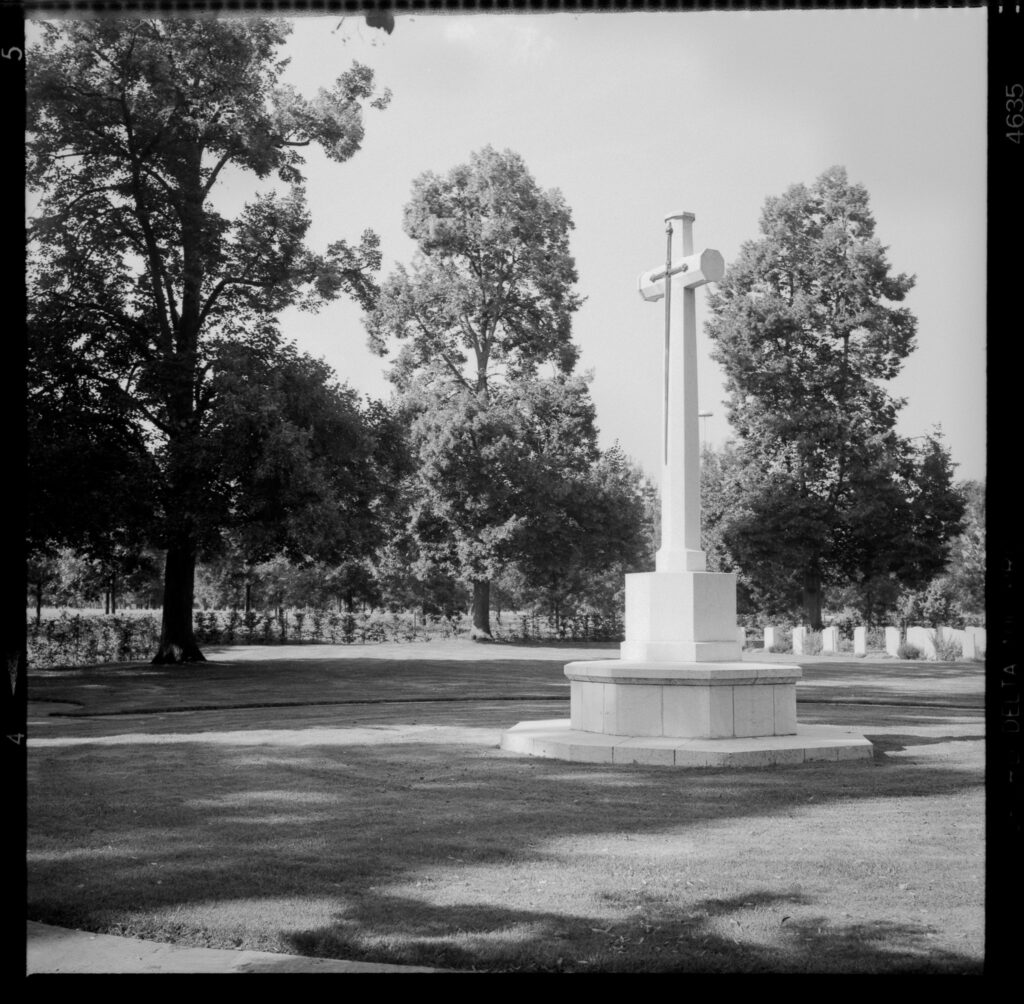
[27,19,391,661]
[367,146,582,392]
[366,148,645,636]
[931,479,985,617]
[704,167,965,627]
[202,343,406,566]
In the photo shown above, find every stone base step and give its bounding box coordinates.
[500,719,873,768]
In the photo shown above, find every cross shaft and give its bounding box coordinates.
[637,213,724,574]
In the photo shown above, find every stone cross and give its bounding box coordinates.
[637,212,724,574]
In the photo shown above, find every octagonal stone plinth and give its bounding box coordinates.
[497,657,876,768]
[566,660,801,739]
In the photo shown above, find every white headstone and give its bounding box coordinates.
[764,626,777,650]
[853,626,867,656]
[966,626,986,657]
[792,626,807,656]
[962,631,976,660]
[938,626,965,659]
[885,626,901,657]
[822,626,839,653]
[906,626,937,660]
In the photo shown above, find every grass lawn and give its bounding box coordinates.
[27,642,984,973]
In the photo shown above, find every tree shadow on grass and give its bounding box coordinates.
[866,733,983,754]
[28,658,575,716]
[30,653,983,718]
[280,889,980,973]
[27,701,985,973]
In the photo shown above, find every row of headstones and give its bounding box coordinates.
[739,625,987,660]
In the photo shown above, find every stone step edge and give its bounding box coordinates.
[500,719,873,767]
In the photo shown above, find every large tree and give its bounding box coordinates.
[512,443,654,631]
[942,479,985,615]
[891,477,985,629]
[704,167,964,628]
[203,343,406,574]
[365,147,590,637]
[27,310,158,611]
[27,19,390,661]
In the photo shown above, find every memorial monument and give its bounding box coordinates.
[501,212,872,766]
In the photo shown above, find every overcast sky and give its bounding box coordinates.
[33,8,989,484]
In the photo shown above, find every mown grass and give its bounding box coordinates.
[27,645,984,973]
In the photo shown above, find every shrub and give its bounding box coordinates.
[242,609,259,643]
[897,642,923,660]
[310,607,326,641]
[803,631,823,656]
[824,607,860,637]
[223,607,240,643]
[897,579,966,630]
[260,612,276,643]
[765,626,793,653]
[31,602,631,664]
[27,612,161,667]
[935,633,963,662]
[866,626,887,652]
[326,610,342,643]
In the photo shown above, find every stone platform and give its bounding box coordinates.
[499,657,874,769]
[567,660,801,739]
[500,719,874,768]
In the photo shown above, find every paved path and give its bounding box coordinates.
[26,921,445,974]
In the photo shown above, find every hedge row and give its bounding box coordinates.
[28,613,162,669]
[27,608,624,668]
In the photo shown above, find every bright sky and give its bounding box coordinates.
[268,9,987,486]
[33,9,990,485]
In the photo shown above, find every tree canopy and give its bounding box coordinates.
[704,167,964,628]
[367,145,583,395]
[27,18,391,661]
[366,147,644,636]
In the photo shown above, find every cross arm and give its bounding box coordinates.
[638,248,725,302]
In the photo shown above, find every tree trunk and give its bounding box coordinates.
[244,580,252,614]
[801,568,823,631]
[152,541,205,663]
[470,580,492,640]
[110,569,116,615]
[35,582,42,627]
